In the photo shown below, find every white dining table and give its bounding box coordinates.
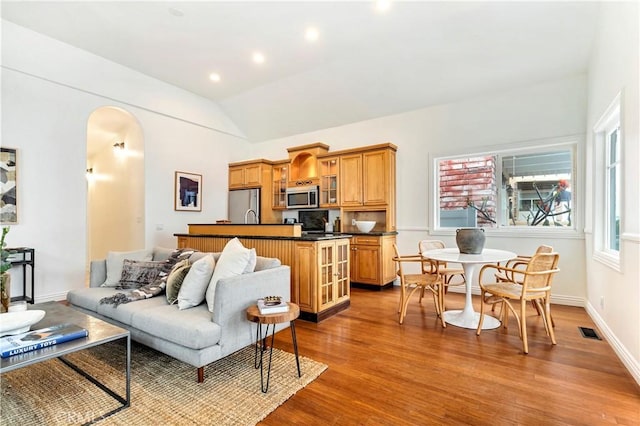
[422,248,517,330]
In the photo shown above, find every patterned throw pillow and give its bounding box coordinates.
[118,260,165,289]
[166,259,191,304]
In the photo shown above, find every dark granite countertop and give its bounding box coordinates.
[175,231,397,241]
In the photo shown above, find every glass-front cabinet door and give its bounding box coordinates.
[318,241,335,310]
[319,157,340,207]
[335,239,350,302]
[318,239,350,311]
[272,161,289,209]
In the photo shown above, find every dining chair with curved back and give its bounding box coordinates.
[493,244,555,326]
[418,240,465,310]
[476,251,560,354]
[392,244,445,327]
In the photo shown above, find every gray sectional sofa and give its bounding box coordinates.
[66,247,291,382]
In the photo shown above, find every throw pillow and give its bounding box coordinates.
[101,249,152,287]
[117,260,165,289]
[177,254,215,310]
[166,259,191,304]
[205,238,253,312]
[244,248,257,274]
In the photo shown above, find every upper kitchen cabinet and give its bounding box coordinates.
[228,159,272,190]
[271,160,289,209]
[287,142,329,186]
[318,156,340,208]
[339,153,362,206]
[340,144,397,207]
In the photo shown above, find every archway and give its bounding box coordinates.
[86,107,144,264]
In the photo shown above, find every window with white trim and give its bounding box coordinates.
[606,126,621,251]
[433,138,577,231]
[593,93,622,266]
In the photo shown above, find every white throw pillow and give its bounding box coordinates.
[177,254,215,310]
[244,248,257,274]
[101,249,152,287]
[205,238,253,312]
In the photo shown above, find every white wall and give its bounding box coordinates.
[253,74,588,305]
[585,2,640,384]
[1,22,249,300]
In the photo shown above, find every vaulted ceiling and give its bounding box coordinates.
[1,1,599,142]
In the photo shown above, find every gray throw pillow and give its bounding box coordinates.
[166,260,191,304]
[118,260,165,289]
[101,249,152,287]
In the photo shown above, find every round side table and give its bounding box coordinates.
[246,302,301,393]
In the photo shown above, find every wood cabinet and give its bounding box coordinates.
[318,156,340,208]
[340,147,395,207]
[177,234,350,322]
[350,234,397,288]
[287,142,329,187]
[363,149,393,205]
[339,153,363,206]
[294,239,350,321]
[271,161,289,209]
[228,160,271,189]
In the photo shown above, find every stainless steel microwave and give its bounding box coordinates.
[286,185,319,209]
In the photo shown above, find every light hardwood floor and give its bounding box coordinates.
[262,287,640,425]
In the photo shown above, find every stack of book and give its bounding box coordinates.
[0,323,88,358]
[257,296,289,314]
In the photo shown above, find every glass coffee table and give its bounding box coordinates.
[0,301,130,423]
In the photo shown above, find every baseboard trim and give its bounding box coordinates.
[446,286,585,307]
[585,301,640,387]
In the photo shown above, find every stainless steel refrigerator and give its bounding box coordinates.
[228,188,260,224]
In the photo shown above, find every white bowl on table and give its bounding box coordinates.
[355,221,376,233]
[0,310,46,337]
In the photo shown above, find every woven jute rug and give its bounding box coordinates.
[0,340,327,425]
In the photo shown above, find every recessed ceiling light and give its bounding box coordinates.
[168,7,184,17]
[252,52,265,64]
[374,0,392,13]
[209,73,221,82]
[305,27,320,42]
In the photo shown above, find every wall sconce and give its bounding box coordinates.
[113,142,125,151]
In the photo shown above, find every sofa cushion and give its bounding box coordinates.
[130,304,221,350]
[67,287,122,312]
[205,238,253,312]
[166,260,191,304]
[101,249,152,287]
[97,295,169,324]
[118,259,165,289]
[152,246,176,262]
[254,256,281,271]
[177,254,215,310]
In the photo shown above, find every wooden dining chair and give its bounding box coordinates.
[476,251,560,354]
[392,244,444,326]
[418,240,465,311]
[493,245,555,326]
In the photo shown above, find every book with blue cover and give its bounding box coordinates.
[0,323,88,358]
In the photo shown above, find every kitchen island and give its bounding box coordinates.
[175,224,352,322]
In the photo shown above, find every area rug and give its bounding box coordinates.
[0,341,327,425]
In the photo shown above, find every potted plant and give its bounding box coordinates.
[1,227,11,312]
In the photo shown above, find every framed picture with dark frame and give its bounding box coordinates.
[1,147,18,224]
[174,171,202,212]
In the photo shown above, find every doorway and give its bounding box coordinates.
[86,107,145,265]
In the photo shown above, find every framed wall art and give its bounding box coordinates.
[0,148,17,224]
[174,171,202,212]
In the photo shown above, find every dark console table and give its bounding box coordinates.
[7,247,35,303]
